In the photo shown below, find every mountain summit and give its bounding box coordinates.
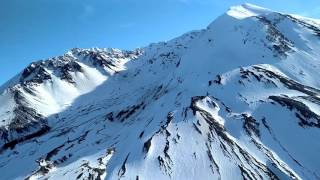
[1,4,320,180]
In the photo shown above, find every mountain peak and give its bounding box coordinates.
[227,3,273,19]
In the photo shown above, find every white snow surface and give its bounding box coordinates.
[0,4,320,180]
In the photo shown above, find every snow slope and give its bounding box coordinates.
[0,3,320,180]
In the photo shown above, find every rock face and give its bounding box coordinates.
[1,3,320,180]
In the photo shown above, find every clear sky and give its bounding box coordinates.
[1,0,320,85]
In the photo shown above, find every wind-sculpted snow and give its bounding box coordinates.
[1,3,320,180]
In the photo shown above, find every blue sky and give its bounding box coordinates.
[1,0,320,85]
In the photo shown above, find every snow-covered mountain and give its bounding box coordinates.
[1,3,320,180]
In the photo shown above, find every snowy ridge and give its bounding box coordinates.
[0,48,140,148]
[227,3,272,19]
[1,4,320,180]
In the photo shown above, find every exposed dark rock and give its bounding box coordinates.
[106,112,114,121]
[163,140,170,160]
[1,125,50,152]
[59,61,83,83]
[139,131,144,138]
[242,114,260,137]
[190,96,217,116]
[118,154,130,178]
[45,144,65,161]
[253,66,320,96]
[116,102,144,122]
[21,63,52,84]
[90,52,117,70]
[269,95,320,128]
[213,75,222,84]
[143,137,152,153]
[193,123,202,134]
[286,15,320,37]
[190,96,208,115]
[205,143,220,176]
[256,15,294,57]
[20,57,84,84]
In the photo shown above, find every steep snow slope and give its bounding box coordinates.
[1,3,320,180]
